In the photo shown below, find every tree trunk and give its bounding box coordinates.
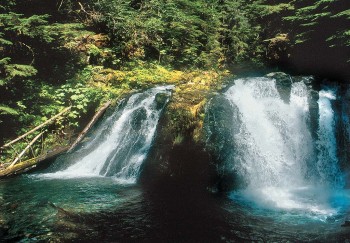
[0,146,69,178]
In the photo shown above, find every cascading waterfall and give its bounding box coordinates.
[213,77,347,215]
[39,86,173,183]
[316,89,344,188]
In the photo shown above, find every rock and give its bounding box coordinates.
[0,215,8,238]
[139,70,227,192]
[265,72,292,103]
[266,71,289,80]
[155,93,169,110]
[204,96,245,191]
[130,108,147,130]
[341,220,350,227]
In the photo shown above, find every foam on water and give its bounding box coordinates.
[223,77,347,218]
[38,85,173,183]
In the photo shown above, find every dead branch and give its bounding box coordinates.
[1,107,71,149]
[9,132,44,168]
[68,101,111,152]
[0,146,69,178]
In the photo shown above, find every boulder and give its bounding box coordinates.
[341,220,350,227]
[155,93,169,110]
[266,72,292,103]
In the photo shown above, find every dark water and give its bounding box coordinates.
[0,175,349,242]
[1,80,350,242]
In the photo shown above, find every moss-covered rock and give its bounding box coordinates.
[140,69,230,193]
[155,93,169,110]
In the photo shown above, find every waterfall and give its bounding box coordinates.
[212,77,346,214]
[316,89,344,188]
[39,86,173,183]
[224,78,313,188]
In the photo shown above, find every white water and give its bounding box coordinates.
[39,86,173,183]
[316,89,344,188]
[225,77,345,216]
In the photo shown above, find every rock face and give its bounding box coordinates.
[140,73,225,193]
[203,96,244,191]
[265,72,292,103]
[335,84,350,187]
[130,107,147,130]
[341,220,350,227]
[155,93,169,110]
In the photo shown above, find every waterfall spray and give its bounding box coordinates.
[39,86,173,183]
[214,77,346,215]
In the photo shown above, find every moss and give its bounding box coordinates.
[1,61,229,168]
[88,64,230,146]
[159,69,230,145]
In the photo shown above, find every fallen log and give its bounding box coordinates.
[0,101,111,178]
[68,100,111,152]
[1,107,71,149]
[0,146,69,178]
[8,132,44,168]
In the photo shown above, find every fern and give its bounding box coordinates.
[5,64,37,78]
[0,105,19,115]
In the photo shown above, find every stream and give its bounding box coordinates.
[1,76,350,242]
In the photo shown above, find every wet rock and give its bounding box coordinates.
[9,203,19,210]
[0,215,8,238]
[155,93,169,110]
[266,72,292,103]
[204,96,245,191]
[49,202,78,219]
[130,108,147,130]
[140,71,228,192]
[341,220,350,227]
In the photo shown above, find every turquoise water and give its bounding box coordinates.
[0,176,142,241]
[0,175,349,242]
[1,80,350,241]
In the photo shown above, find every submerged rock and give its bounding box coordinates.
[131,107,147,130]
[0,215,8,238]
[341,220,350,227]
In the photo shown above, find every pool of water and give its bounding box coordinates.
[0,175,349,242]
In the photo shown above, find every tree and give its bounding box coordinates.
[261,0,350,78]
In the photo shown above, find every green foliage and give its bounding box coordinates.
[0,13,53,42]
[280,0,349,49]
[53,82,104,127]
[45,23,95,44]
[1,0,349,163]
[5,64,37,78]
[0,12,51,87]
[0,105,18,116]
[263,3,294,14]
[76,0,266,68]
[0,105,18,125]
[218,0,265,63]
[256,0,350,76]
